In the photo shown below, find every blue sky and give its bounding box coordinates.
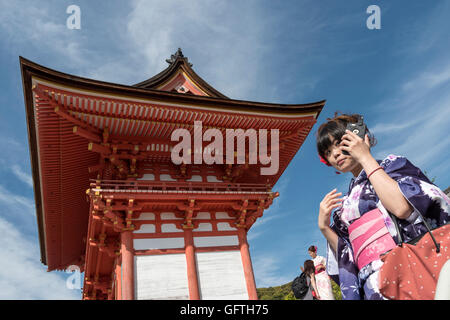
[0,0,449,299]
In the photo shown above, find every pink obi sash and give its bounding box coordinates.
[315,264,326,274]
[348,208,396,270]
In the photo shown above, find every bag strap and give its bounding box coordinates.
[390,212,404,243]
[389,211,440,253]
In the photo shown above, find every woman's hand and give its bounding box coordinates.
[339,130,372,164]
[341,130,413,219]
[318,188,343,230]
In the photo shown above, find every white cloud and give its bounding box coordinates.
[391,1,450,57]
[1,0,328,103]
[0,185,34,217]
[0,136,27,165]
[0,0,88,67]
[366,46,450,188]
[371,75,450,176]
[252,255,294,288]
[0,0,281,100]
[123,0,273,100]
[11,165,33,188]
[370,118,420,136]
[0,183,80,299]
[0,216,80,299]
[402,63,450,93]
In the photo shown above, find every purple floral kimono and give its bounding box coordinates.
[326,154,450,300]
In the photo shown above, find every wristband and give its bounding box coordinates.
[367,166,383,179]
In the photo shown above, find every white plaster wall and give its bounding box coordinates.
[135,212,155,220]
[133,224,156,234]
[161,212,180,220]
[160,174,176,181]
[195,212,211,219]
[186,175,203,182]
[133,237,185,250]
[206,175,221,182]
[196,251,248,300]
[194,236,238,247]
[134,254,189,300]
[137,173,155,180]
[161,223,182,233]
[215,212,232,219]
[217,222,237,231]
[196,223,213,232]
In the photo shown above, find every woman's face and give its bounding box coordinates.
[308,250,316,258]
[325,135,361,176]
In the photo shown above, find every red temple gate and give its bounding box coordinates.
[20,49,324,300]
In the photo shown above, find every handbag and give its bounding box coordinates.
[379,210,450,300]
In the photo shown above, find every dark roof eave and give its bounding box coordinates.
[19,56,325,116]
[20,57,47,266]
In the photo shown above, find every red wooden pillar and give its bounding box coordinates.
[184,228,200,299]
[115,258,122,300]
[237,227,258,300]
[121,230,134,300]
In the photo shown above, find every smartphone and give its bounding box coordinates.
[343,116,367,155]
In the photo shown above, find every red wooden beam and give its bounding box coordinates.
[88,142,111,155]
[73,126,102,143]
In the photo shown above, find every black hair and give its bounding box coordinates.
[316,112,376,164]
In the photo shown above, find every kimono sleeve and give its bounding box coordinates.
[382,155,450,225]
[317,255,327,267]
[326,223,362,300]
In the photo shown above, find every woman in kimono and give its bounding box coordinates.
[316,113,450,300]
[307,246,335,300]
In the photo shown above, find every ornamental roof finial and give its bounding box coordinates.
[165,48,193,67]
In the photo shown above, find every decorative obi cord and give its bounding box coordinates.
[348,209,397,270]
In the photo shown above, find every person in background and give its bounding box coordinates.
[308,246,335,300]
[302,260,320,300]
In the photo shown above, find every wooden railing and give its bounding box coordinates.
[89,179,271,193]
